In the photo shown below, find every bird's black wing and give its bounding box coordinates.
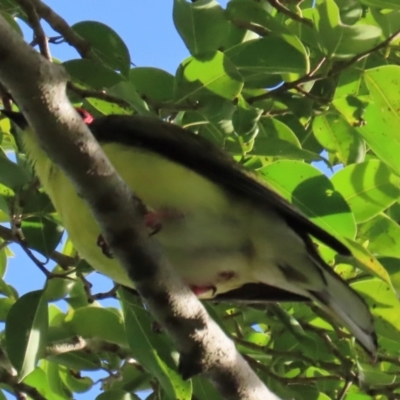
[90,115,351,256]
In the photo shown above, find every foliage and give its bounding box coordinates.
[0,0,400,399]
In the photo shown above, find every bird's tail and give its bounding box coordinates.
[308,258,377,359]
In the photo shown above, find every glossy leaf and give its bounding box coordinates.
[174,52,243,101]
[21,216,64,256]
[359,214,400,258]
[331,160,400,223]
[129,67,174,103]
[96,390,139,400]
[64,59,124,90]
[63,306,127,347]
[121,290,192,400]
[6,290,48,380]
[173,0,229,55]
[0,150,30,189]
[357,66,400,176]
[312,112,365,165]
[259,160,356,238]
[226,37,308,88]
[72,21,130,76]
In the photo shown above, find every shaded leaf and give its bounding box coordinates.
[6,290,48,380]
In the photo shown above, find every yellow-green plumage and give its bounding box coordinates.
[15,112,376,357]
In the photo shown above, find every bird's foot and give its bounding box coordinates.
[97,234,114,258]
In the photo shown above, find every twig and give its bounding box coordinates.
[67,82,132,110]
[15,0,51,61]
[337,378,354,400]
[30,0,96,60]
[0,370,46,400]
[267,0,313,27]
[0,225,75,269]
[92,284,119,300]
[248,29,400,104]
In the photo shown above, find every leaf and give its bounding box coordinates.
[342,238,393,286]
[72,21,130,76]
[59,364,93,394]
[312,112,365,165]
[315,0,381,58]
[356,66,400,176]
[259,160,356,239]
[225,37,308,88]
[63,306,127,347]
[0,150,30,189]
[121,290,192,400]
[96,390,139,400]
[129,67,174,103]
[173,0,229,55]
[174,51,243,102]
[64,59,124,90]
[23,366,66,400]
[358,0,400,9]
[6,290,48,381]
[1,10,22,35]
[21,216,64,256]
[107,81,151,115]
[353,279,400,352]
[331,160,400,223]
[359,214,400,258]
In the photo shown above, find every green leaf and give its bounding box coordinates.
[357,66,400,176]
[312,112,365,165]
[63,306,127,347]
[40,360,72,399]
[358,0,400,9]
[1,10,22,35]
[173,0,229,55]
[6,290,48,381]
[225,37,308,88]
[251,138,323,162]
[315,0,381,59]
[121,290,192,400]
[0,297,14,321]
[23,366,66,400]
[343,238,393,285]
[0,150,30,189]
[59,364,93,394]
[44,266,75,302]
[359,214,400,258]
[192,376,222,400]
[107,81,151,115]
[129,68,174,103]
[174,52,243,102]
[232,100,262,136]
[353,279,400,352]
[96,390,139,400]
[72,21,130,76]
[21,216,64,256]
[259,160,356,239]
[331,160,400,223]
[64,59,124,90]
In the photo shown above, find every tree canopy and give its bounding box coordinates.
[0,0,400,399]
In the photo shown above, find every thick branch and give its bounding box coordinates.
[0,15,279,400]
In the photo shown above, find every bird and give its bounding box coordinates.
[1,108,377,357]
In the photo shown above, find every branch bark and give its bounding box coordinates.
[0,14,279,400]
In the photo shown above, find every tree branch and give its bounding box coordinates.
[29,0,96,60]
[0,15,279,400]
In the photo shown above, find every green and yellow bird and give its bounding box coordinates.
[1,109,377,357]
